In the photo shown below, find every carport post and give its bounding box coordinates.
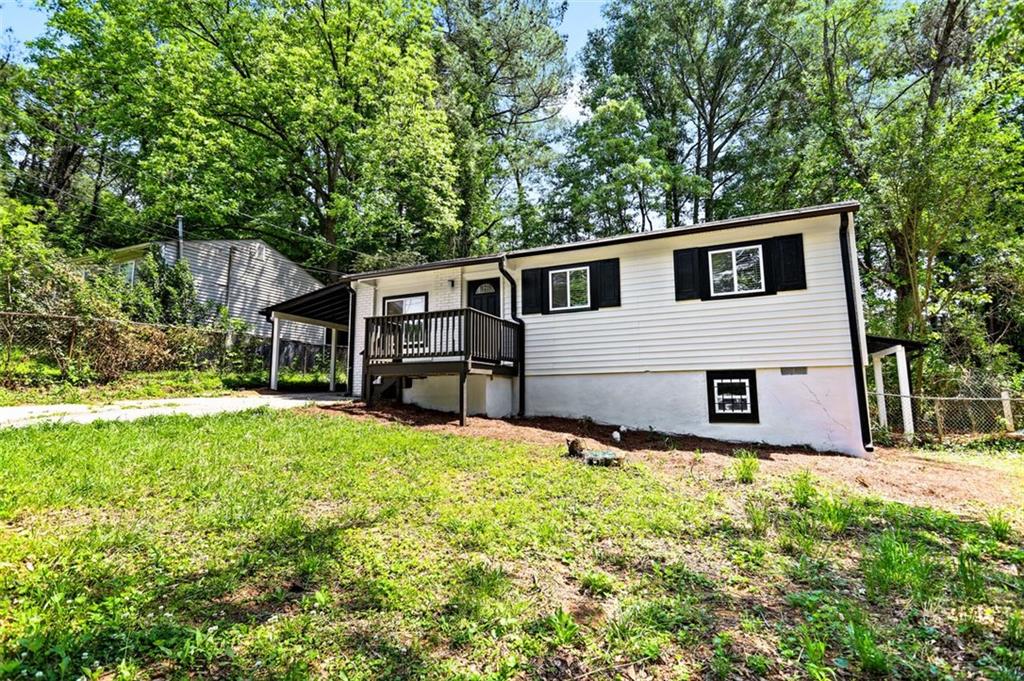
[329,327,338,392]
[872,354,888,428]
[895,344,914,437]
[270,314,281,391]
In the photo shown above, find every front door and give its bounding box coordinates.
[468,278,500,317]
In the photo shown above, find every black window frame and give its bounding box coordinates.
[674,234,806,302]
[706,369,759,423]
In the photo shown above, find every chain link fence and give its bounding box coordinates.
[868,364,1024,443]
[0,311,345,391]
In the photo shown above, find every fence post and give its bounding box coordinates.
[872,354,888,428]
[1002,390,1016,432]
[895,344,915,439]
[934,398,944,443]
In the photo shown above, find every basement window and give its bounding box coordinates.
[549,266,590,311]
[706,370,759,423]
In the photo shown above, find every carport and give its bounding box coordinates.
[260,283,353,392]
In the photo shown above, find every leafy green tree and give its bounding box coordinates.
[437,0,570,255]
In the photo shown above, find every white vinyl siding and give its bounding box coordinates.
[350,213,859,391]
[159,239,323,343]
[516,214,853,375]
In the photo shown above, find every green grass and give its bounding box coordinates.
[0,369,341,406]
[0,410,1021,679]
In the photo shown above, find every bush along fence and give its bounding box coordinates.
[871,390,1024,444]
[0,311,345,390]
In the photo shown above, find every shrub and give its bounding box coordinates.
[731,450,759,484]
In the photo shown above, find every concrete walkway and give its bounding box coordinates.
[0,393,351,429]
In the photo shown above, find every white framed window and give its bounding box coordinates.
[713,378,752,414]
[706,370,759,423]
[708,245,764,296]
[549,266,590,311]
[383,294,426,316]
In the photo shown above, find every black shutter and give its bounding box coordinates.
[591,259,620,309]
[774,234,806,291]
[521,267,545,314]
[673,248,701,300]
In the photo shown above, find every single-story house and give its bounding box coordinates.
[262,201,918,456]
[89,239,324,343]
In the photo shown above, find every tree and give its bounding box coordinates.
[436,0,570,255]
[12,0,461,271]
[578,0,796,226]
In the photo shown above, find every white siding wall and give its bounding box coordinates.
[159,240,323,343]
[349,212,869,454]
[515,215,851,373]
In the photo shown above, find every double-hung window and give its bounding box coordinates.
[708,245,764,296]
[548,266,590,311]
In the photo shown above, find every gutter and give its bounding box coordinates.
[838,212,874,452]
[498,256,526,417]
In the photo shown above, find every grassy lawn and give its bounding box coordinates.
[0,370,340,406]
[0,411,1021,679]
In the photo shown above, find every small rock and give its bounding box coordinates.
[612,431,621,443]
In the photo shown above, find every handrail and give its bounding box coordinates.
[365,307,520,366]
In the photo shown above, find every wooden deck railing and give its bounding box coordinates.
[365,308,521,367]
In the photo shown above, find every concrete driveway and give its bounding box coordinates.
[0,393,351,429]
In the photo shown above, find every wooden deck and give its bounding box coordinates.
[362,308,523,424]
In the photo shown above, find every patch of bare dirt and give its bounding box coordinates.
[307,402,1022,517]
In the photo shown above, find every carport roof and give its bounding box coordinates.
[259,282,350,328]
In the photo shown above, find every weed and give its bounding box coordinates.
[543,608,580,646]
[812,494,860,536]
[844,622,890,676]
[799,627,835,681]
[988,510,1013,542]
[731,451,759,484]
[578,570,618,597]
[955,547,986,601]
[744,495,770,537]
[790,469,817,507]
[745,653,770,676]
[1005,610,1024,649]
[862,531,940,603]
[710,632,734,679]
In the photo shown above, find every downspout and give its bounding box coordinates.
[839,212,874,452]
[346,284,356,396]
[498,256,525,417]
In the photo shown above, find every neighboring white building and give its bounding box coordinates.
[99,239,324,343]
[265,202,892,456]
